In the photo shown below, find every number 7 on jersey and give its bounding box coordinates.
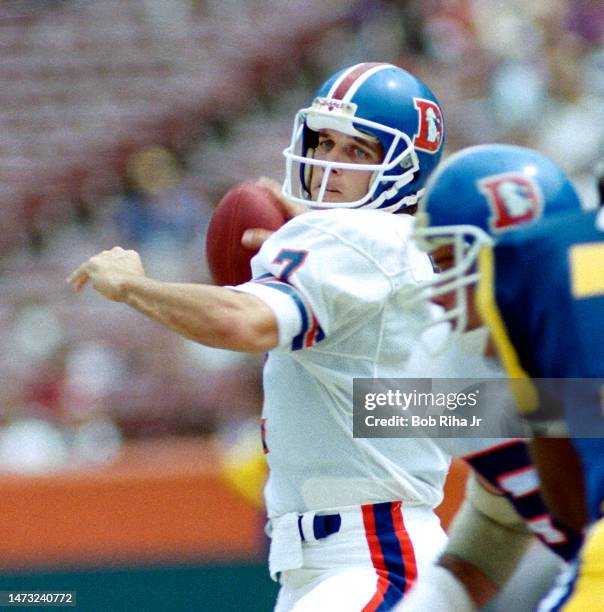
[273,249,308,282]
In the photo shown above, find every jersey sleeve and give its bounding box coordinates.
[232,212,401,351]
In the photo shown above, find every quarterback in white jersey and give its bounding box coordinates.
[238,209,449,516]
[236,208,453,609]
[68,62,448,611]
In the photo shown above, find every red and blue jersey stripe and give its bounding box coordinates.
[253,273,325,351]
[361,501,417,611]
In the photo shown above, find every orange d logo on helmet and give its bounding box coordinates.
[479,173,544,232]
[413,98,443,153]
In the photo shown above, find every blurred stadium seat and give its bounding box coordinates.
[0,0,361,254]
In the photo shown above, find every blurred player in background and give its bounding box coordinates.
[477,210,604,611]
[68,62,452,610]
[398,144,602,611]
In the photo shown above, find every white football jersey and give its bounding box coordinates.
[235,209,452,518]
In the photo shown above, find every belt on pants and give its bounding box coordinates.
[297,512,341,542]
[268,501,427,580]
[268,510,343,579]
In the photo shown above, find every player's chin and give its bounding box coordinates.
[310,189,346,203]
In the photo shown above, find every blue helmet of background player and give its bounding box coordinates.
[282,62,445,213]
[413,144,583,333]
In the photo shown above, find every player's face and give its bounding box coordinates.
[430,244,483,331]
[310,129,384,203]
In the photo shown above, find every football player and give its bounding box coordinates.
[477,208,604,610]
[69,62,452,610]
[398,144,601,611]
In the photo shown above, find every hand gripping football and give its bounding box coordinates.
[206,181,287,286]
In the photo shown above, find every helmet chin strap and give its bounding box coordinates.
[369,180,422,213]
[364,143,419,212]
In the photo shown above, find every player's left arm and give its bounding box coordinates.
[67,246,279,352]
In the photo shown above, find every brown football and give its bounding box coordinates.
[206,181,287,285]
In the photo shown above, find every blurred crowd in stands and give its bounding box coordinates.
[0,0,602,473]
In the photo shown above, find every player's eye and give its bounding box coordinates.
[317,139,334,152]
[352,146,369,160]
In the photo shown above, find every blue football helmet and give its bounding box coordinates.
[282,62,445,212]
[413,144,583,333]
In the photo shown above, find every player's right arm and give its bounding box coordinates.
[67,246,279,352]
